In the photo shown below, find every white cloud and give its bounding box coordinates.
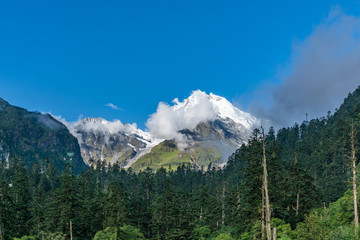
[146,90,217,146]
[55,116,138,135]
[105,103,123,111]
[52,114,145,148]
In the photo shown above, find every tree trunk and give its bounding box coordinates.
[351,122,358,232]
[273,227,277,240]
[262,127,271,240]
[261,184,265,240]
[294,153,300,216]
[222,182,226,226]
[70,221,73,240]
[0,225,3,240]
[296,190,300,216]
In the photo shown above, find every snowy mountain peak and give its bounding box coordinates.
[208,92,259,130]
[175,90,257,126]
[147,90,260,141]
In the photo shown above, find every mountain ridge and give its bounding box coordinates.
[63,90,261,170]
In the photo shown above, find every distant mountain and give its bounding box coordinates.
[65,91,260,170]
[133,91,260,170]
[0,97,87,173]
[64,117,161,168]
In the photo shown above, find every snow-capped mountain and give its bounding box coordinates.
[175,91,259,145]
[174,92,258,131]
[134,90,261,170]
[146,90,260,148]
[63,90,261,169]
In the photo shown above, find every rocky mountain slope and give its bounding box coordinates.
[64,117,161,167]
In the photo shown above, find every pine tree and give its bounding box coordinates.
[48,162,78,238]
[11,159,32,237]
[237,129,263,233]
[76,169,103,239]
[103,182,127,237]
[0,179,13,240]
[30,163,47,237]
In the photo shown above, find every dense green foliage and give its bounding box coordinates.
[132,140,222,171]
[0,98,86,174]
[1,86,360,239]
[132,140,192,171]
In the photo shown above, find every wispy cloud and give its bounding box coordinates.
[105,103,123,111]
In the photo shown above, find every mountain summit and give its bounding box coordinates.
[177,91,258,130]
[146,90,259,144]
[64,90,261,169]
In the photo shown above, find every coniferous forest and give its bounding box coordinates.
[1,86,360,240]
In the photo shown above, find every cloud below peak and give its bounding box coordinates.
[145,90,217,143]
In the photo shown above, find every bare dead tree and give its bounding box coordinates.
[222,181,226,226]
[261,126,271,240]
[70,220,73,240]
[292,153,300,216]
[261,184,265,240]
[273,227,277,240]
[350,121,358,232]
[296,190,300,216]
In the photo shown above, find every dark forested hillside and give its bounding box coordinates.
[274,86,360,204]
[1,87,360,239]
[0,97,86,174]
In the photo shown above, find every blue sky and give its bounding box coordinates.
[1,1,360,129]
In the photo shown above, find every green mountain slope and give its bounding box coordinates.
[0,97,87,174]
[131,140,190,171]
[131,140,223,171]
